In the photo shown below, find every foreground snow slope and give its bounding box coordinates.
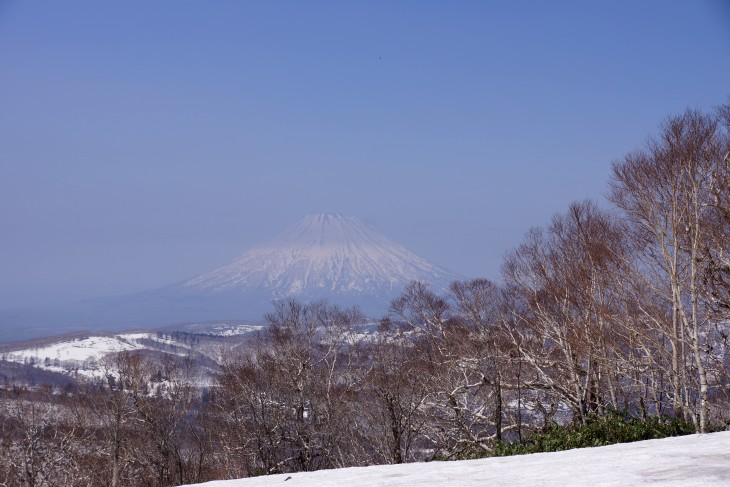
[187,431,730,487]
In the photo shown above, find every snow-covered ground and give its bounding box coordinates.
[202,324,264,337]
[0,332,197,378]
[0,323,267,384]
[185,431,730,487]
[1,334,145,377]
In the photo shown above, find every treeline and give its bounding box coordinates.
[1,105,729,486]
[0,354,215,487]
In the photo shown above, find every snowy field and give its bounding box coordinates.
[186,431,730,487]
[0,334,147,377]
[0,332,202,378]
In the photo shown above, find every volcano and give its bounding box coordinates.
[0,214,461,341]
[184,213,458,299]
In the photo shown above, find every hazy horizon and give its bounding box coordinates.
[2,1,729,309]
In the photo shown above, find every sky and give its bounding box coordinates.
[1,1,729,309]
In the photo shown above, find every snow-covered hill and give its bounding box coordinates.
[2,334,150,378]
[0,324,261,380]
[185,432,730,487]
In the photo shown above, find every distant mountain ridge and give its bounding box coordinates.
[0,213,461,342]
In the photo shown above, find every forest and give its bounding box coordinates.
[1,104,729,487]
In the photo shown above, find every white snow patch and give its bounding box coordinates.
[1,335,146,377]
[4,335,143,363]
[205,324,265,337]
[184,431,730,487]
[1,332,200,378]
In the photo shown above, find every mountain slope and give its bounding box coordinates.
[183,213,458,299]
[0,214,461,342]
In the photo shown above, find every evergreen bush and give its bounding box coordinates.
[492,411,695,457]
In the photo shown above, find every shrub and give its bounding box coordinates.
[492,410,695,457]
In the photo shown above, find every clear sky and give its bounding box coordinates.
[1,1,729,309]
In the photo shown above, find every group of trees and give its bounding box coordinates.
[499,105,730,436]
[0,104,729,486]
[0,353,216,487]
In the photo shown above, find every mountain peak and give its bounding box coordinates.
[302,212,349,221]
[269,213,384,249]
[183,213,460,302]
[0,214,462,340]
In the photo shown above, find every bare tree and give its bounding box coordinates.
[388,280,514,458]
[450,279,505,442]
[0,387,93,487]
[128,354,202,486]
[361,318,433,464]
[215,300,366,475]
[81,352,141,487]
[610,108,730,432]
[502,201,628,425]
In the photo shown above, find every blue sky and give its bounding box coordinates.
[1,1,729,308]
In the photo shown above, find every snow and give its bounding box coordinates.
[0,323,268,380]
[204,324,265,337]
[184,432,730,487]
[1,332,192,378]
[183,213,460,297]
[15,336,140,362]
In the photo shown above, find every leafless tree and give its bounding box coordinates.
[0,387,93,487]
[360,318,433,463]
[215,300,366,475]
[610,107,730,432]
[387,280,516,458]
[502,201,629,425]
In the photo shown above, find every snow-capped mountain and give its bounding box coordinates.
[183,213,458,299]
[0,214,461,342]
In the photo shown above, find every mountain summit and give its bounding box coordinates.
[183,213,458,300]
